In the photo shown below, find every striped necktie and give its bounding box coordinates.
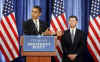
[71,30,74,43]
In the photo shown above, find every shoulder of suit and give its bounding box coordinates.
[76,29,85,34]
[64,29,84,33]
[63,30,70,35]
[64,29,70,33]
[25,19,33,23]
[76,29,83,32]
[40,20,48,26]
[27,19,33,22]
[23,19,33,26]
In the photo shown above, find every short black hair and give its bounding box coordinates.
[69,16,78,21]
[33,6,42,12]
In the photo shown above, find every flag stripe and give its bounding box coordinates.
[87,43,99,62]
[90,16,100,40]
[56,46,63,58]
[87,38,100,62]
[6,15,19,43]
[56,17,64,31]
[49,0,67,62]
[94,18,100,31]
[57,40,63,53]
[89,21,100,44]
[87,0,100,62]
[0,44,10,62]
[96,15,100,26]
[50,24,55,32]
[54,56,60,62]
[10,13,17,28]
[0,32,15,59]
[10,13,18,35]
[1,33,18,58]
[52,15,61,31]
[61,13,68,29]
[0,0,19,61]
[0,37,13,61]
[56,49,62,62]
[0,22,18,58]
[89,23,100,47]
[89,25,100,51]
[58,15,66,31]
[0,20,19,56]
[88,15,100,62]
[2,16,19,49]
[8,13,18,37]
[88,32,100,56]
[50,19,57,32]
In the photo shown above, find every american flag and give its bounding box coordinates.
[0,0,19,62]
[49,0,67,62]
[87,0,100,62]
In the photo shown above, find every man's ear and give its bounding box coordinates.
[39,13,41,16]
[76,21,78,24]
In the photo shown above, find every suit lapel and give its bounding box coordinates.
[39,20,42,33]
[30,19,39,34]
[69,29,78,45]
[72,29,78,46]
[68,30,73,45]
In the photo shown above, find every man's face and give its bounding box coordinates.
[32,8,41,19]
[69,18,77,28]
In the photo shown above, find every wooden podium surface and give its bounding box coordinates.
[20,36,57,62]
[23,52,56,62]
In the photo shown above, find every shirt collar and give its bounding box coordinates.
[32,19,39,23]
[70,27,76,34]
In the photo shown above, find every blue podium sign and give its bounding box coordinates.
[23,35,56,52]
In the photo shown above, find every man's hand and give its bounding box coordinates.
[56,31,63,37]
[42,28,51,35]
[67,54,77,61]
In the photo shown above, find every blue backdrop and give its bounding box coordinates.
[0,0,93,62]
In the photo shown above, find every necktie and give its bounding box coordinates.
[71,30,74,43]
[35,21,39,32]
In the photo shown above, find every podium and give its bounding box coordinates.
[20,35,57,62]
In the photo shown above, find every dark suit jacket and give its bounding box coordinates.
[61,29,86,62]
[23,19,48,35]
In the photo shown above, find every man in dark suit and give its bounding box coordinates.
[23,6,49,35]
[61,16,86,62]
[22,6,52,62]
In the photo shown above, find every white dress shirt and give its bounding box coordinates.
[70,27,76,36]
[33,19,40,32]
[70,27,76,43]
